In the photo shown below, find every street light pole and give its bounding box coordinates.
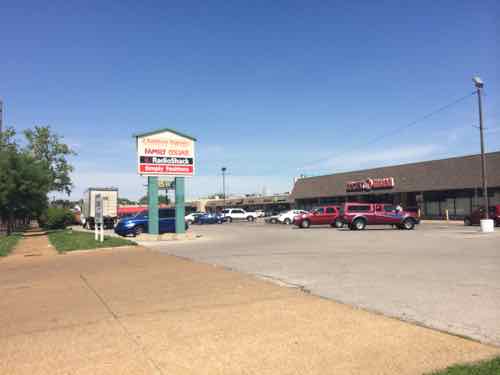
[473,77,489,219]
[0,100,3,134]
[221,167,227,208]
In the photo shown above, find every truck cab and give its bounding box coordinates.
[464,205,500,226]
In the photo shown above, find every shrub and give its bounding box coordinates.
[42,207,75,230]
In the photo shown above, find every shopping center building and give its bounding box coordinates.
[290,151,500,219]
[204,194,292,213]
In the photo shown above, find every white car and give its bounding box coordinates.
[184,212,204,225]
[255,210,266,218]
[278,209,309,225]
[222,208,258,223]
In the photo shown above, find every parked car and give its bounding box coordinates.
[464,205,500,226]
[198,212,226,224]
[185,212,204,225]
[265,213,281,224]
[339,203,419,230]
[278,209,309,225]
[293,206,340,228]
[222,208,258,222]
[114,208,188,236]
[255,210,266,218]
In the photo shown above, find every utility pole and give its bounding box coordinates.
[221,167,227,208]
[0,100,3,134]
[473,77,489,219]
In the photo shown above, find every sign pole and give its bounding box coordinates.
[95,194,103,241]
[148,176,159,235]
[175,177,185,234]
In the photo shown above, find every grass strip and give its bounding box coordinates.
[48,229,136,253]
[427,356,500,375]
[0,234,22,256]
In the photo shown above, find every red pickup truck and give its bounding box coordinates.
[293,206,341,228]
[464,205,500,226]
[339,203,419,230]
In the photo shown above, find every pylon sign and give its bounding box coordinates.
[133,128,196,236]
[135,128,196,176]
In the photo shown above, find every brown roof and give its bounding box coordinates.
[291,151,500,200]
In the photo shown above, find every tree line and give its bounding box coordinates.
[0,126,75,234]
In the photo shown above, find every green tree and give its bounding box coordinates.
[0,133,51,233]
[0,126,75,234]
[159,195,170,205]
[138,195,170,205]
[118,197,137,205]
[24,126,76,195]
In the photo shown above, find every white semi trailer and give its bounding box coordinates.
[82,187,118,229]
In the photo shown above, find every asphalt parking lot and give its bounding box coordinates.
[145,220,500,346]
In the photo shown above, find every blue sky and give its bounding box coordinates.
[2,1,498,200]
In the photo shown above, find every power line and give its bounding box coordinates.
[301,91,476,172]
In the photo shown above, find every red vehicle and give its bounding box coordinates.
[464,205,500,226]
[339,203,419,230]
[293,206,341,228]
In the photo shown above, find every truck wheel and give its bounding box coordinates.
[301,220,310,229]
[247,216,255,222]
[353,218,366,230]
[334,219,343,229]
[271,218,277,224]
[464,217,472,226]
[402,218,415,230]
[134,226,144,236]
[284,218,292,225]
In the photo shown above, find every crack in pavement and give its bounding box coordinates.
[79,274,165,375]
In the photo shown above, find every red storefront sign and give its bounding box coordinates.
[346,177,395,192]
[139,164,193,174]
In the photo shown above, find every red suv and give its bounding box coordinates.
[464,205,500,226]
[339,203,419,230]
[293,206,341,228]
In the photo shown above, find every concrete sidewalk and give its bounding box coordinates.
[0,245,498,375]
[9,227,57,258]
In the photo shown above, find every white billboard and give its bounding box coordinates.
[136,129,196,176]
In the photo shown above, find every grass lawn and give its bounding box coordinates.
[48,229,136,252]
[428,356,500,375]
[0,234,22,257]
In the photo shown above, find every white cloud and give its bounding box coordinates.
[303,143,441,174]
